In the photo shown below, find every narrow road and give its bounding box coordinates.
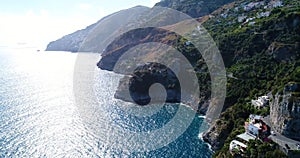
[262,116,300,151]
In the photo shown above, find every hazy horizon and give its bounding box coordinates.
[0,0,160,49]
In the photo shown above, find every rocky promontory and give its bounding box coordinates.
[114,62,181,105]
[45,0,300,156]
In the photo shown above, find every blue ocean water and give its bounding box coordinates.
[0,48,212,157]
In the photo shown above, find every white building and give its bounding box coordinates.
[246,17,255,23]
[221,13,228,18]
[257,11,271,18]
[238,15,247,23]
[248,21,256,26]
[185,41,191,46]
[230,140,248,153]
[243,1,265,11]
[271,0,283,8]
[267,0,283,9]
[251,96,270,108]
[237,133,256,142]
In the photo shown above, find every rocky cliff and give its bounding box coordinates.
[114,62,181,106]
[97,23,213,114]
[45,0,300,156]
[270,83,300,141]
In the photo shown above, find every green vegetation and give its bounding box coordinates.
[97,0,299,156]
[211,103,287,158]
[214,139,288,158]
[155,0,235,18]
[155,2,299,156]
[245,140,287,158]
[192,0,300,157]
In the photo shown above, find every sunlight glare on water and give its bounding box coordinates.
[0,48,212,157]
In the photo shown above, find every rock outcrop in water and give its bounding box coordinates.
[97,22,213,114]
[202,121,225,151]
[114,62,181,105]
[45,0,300,156]
[270,83,300,141]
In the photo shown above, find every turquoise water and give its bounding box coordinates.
[0,48,212,157]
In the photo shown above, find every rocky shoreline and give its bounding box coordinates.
[110,62,210,113]
[113,63,180,104]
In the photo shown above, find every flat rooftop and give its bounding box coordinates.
[237,133,256,142]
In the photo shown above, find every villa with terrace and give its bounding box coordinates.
[245,115,271,141]
[229,114,271,154]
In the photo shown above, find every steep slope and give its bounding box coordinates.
[97,16,214,114]
[96,0,300,156]
[271,82,300,141]
[154,0,235,18]
[46,0,237,52]
[46,0,299,156]
[200,0,300,156]
[46,6,150,52]
[46,23,96,52]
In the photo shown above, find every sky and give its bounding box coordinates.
[0,0,160,48]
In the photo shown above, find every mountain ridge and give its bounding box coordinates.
[46,0,236,52]
[45,6,150,52]
[97,0,300,157]
[46,0,300,157]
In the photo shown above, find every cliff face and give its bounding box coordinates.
[46,0,300,154]
[114,63,181,106]
[270,83,300,141]
[97,22,213,112]
[202,121,227,151]
[97,27,178,71]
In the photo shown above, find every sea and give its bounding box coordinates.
[0,47,212,157]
